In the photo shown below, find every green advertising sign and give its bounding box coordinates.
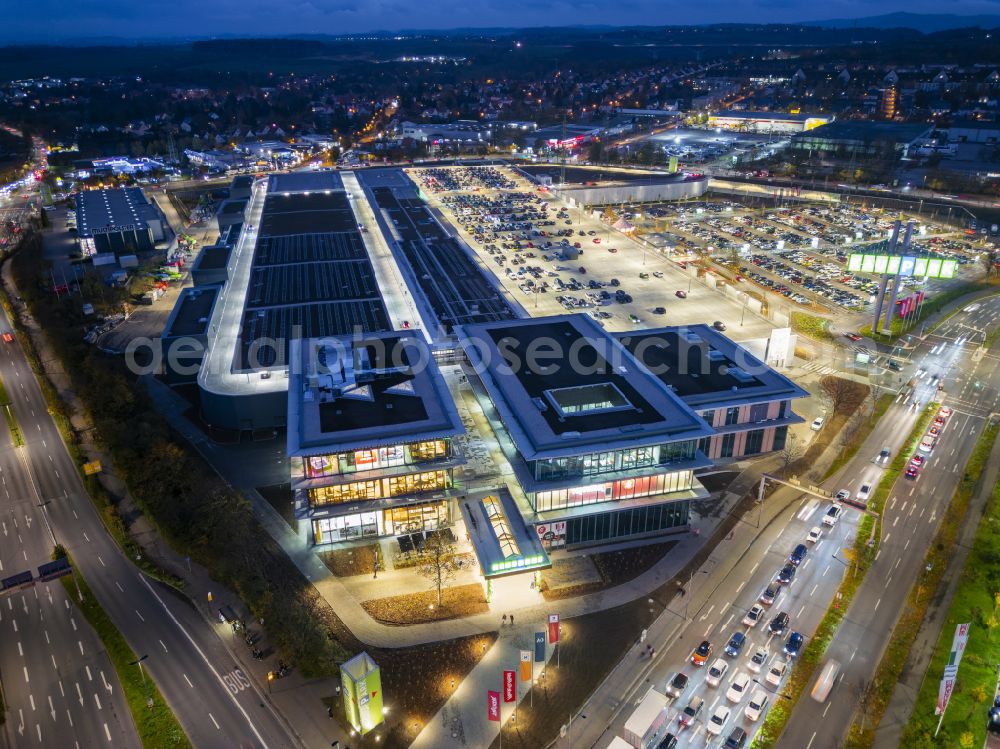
[845,253,957,279]
[341,652,384,735]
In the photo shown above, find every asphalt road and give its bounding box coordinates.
[776,295,1000,749]
[0,403,139,749]
[0,300,299,748]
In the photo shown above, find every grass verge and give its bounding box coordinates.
[822,394,894,480]
[751,403,938,748]
[791,311,837,343]
[55,548,192,749]
[857,421,1000,749]
[0,374,23,446]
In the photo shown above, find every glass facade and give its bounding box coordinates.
[532,470,694,512]
[303,439,451,479]
[565,501,689,545]
[773,425,789,451]
[385,501,449,536]
[531,442,695,482]
[309,470,449,507]
[745,429,764,456]
[314,511,383,544]
[312,499,450,544]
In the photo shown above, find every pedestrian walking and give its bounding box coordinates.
[502,613,508,626]
[509,614,514,626]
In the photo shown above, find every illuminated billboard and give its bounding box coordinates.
[847,254,957,279]
[341,652,384,735]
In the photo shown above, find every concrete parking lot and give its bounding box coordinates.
[408,165,777,341]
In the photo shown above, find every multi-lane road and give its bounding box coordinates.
[570,294,999,749]
[0,297,299,747]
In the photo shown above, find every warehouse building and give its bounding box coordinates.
[789,121,932,160]
[707,111,830,134]
[74,187,165,256]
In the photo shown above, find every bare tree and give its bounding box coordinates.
[418,534,457,608]
[777,433,805,476]
[820,375,861,414]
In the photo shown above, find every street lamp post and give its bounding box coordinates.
[129,655,152,708]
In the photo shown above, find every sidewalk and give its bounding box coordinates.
[872,427,1000,748]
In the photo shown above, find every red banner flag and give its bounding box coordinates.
[548,613,560,643]
[487,690,500,721]
[503,670,516,702]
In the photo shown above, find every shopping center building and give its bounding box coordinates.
[458,314,717,549]
[617,324,808,462]
[287,332,465,546]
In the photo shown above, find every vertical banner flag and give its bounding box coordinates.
[503,670,516,702]
[548,613,560,644]
[487,690,501,721]
[534,631,546,662]
[520,651,532,682]
[935,623,971,715]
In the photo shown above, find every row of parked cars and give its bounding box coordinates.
[654,536,821,748]
[907,406,951,479]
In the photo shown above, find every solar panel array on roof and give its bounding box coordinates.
[235,184,390,371]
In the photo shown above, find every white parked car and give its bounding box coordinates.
[823,504,843,527]
[742,605,765,628]
[745,687,770,722]
[706,658,729,688]
[706,704,731,736]
[810,416,825,431]
[747,647,770,674]
[726,671,751,703]
[835,489,851,502]
[766,659,789,687]
[807,527,822,544]
[857,483,873,502]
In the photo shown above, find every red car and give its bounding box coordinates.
[844,332,862,342]
[592,238,601,244]
[905,465,919,480]
[1,331,12,343]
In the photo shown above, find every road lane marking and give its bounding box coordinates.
[806,731,817,749]
[97,556,104,567]
[801,558,811,570]
[94,694,102,710]
[17,641,22,656]
[874,598,881,612]
[85,666,92,681]
[699,605,716,621]
[78,641,84,656]
[885,576,893,589]
[895,557,902,570]
[138,576,273,749]
[749,561,760,575]
[29,694,34,710]
[104,723,111,741]
[209,713,220,730]
[24,666,29,683]
[893,516,899,527]
[910,487,915,496]
[822,564,830,577]
[810,584,818,597]
[159,639,168,653]
[115,582,123,592]
[70,618,76,632]
[703,623,713,638]
[183,673,193,688]
[135,610,144,623]
[797,604,805,618]
[884,533,891,543]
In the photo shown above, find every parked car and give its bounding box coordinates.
[742,605,765,628]
[784,632,805,657]
[678,695,704,726]
[712,320,727,331]
[675,290,687,298]
[724,632,747,657]
[823,504,843,527]
[691,640,713,666]
[810,416,825,431]
[666,671,689,698]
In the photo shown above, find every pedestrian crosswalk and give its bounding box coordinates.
[800,361,839,375]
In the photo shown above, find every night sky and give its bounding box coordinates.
[3,0,997,42]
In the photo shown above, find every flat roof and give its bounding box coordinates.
[192,244,231,271]
[162,286,219,338]
[75,187,159,237]
[616,325,810,410]
[267,170,344,194]
[459,489,550,578]
[287,332,464,457]
[235,183,390,370]
[793,121,931,143]
[457,314,712,461]
[520,164,686,186]
[217,198,248,217]
[711,111,827,122]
